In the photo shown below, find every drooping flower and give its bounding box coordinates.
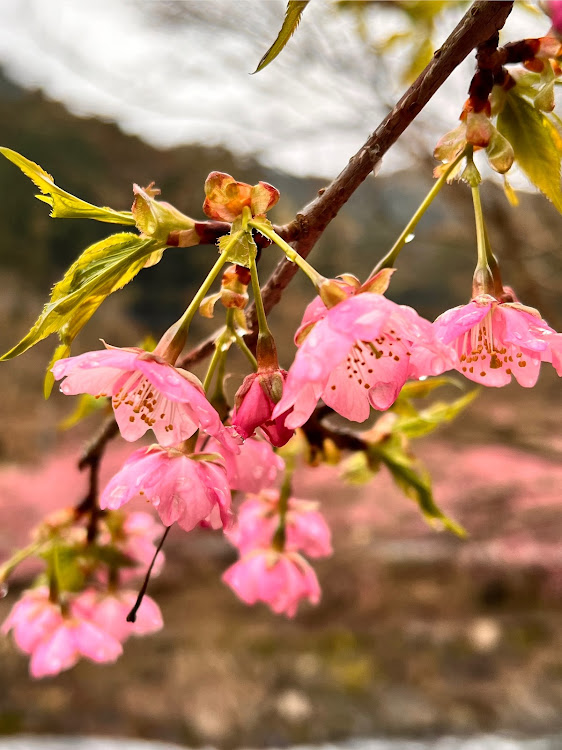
[227,491,332,559]
[232,369,294,447]
[52,343,238,451]
[2,587,122,678]
[29,614,123,678]
[73,589,163,643]
[433,293,562,387]
[1,587,62,655]
[222,549,321,617]
[100,445,232,532]
[272,274,455,428]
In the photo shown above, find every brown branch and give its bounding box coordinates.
[179,0,514,367]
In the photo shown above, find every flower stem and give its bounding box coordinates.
[249,252,271,339]
[0,541,41,585]
[471,183,494,296]
[372,149,466,275]
[249,219,326,290]
[161,252,227,361]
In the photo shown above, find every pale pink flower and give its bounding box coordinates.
[222,549,321,617]
[73,588,163,643]
[100,445,232,532]
[228,491,332,559]
[52,344,237,450]
[273,288,454,428]
[2,587,62,654]
[232,369,294,447]
[206,436,285,494]
[433,294,562,387]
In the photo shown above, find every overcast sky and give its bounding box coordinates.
[0,0,553,179]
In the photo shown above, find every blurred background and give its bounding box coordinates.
[0,1,561,747]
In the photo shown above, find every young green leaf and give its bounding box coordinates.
[218,219,257,268]
[1,233,161,360]
[253,1,309,73]
[0,147,135,224]
[370,436,465,536]
[496,91,562,213]
[393,389,478,440]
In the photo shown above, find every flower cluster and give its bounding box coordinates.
[2,509,163,678]
[223,490,332,617]
[4,166,562,680]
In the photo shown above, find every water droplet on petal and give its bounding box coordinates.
[405,233,415,244]
[0,582,8,598]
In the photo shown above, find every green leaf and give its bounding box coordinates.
[496,91,562,212]
[371,436,465,536]
[1,233,161,360]
[41,546,85,592]
[218,217,257,268]
[397,375,463,400]
[0,147,135,224]
[339,450,380,485]
[393,389,479,440]
[253,1,309,73]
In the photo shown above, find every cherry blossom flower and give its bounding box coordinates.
[100,445,232,532]
[52,344,237,451]
[30,615,122,678]
[273,280,455,428]
[227,491,332,559]
[232,369,294,447]
[3,587,122,678]
[73,589,163,643]
[206,436,285,494]
[1,587,62,655]
[222,549,321,617]
[433,293,562,387]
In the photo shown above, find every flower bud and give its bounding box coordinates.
[132,183,195,243]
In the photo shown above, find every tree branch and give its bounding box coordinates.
[179,0,513,367]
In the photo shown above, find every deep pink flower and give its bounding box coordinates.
[273,288,455,428]
[227,491,332,559]
[206,436,285,494]
[222,549,321,617]
[100,445,232,532]
[73,589,163,643]
[545,0,562,36]
[232,369,294,447]
[52,343,237,450]
[433,294,562,386]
